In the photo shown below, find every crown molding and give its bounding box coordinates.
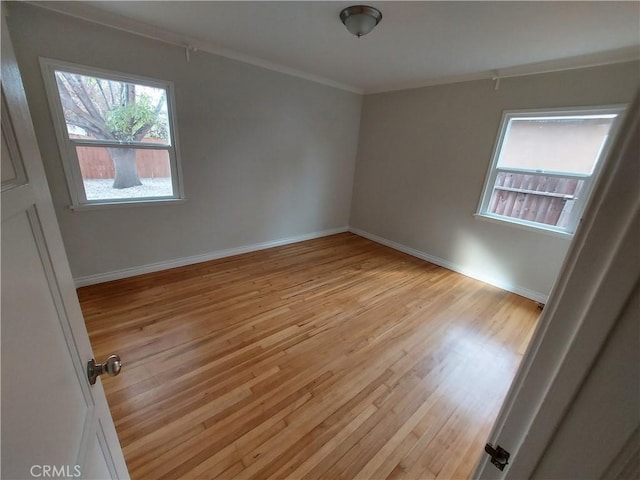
[492,46,639,80]
[24,1,364,95]
[365,46,640,94]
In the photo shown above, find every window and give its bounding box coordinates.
[40,58,184,209]
[476,106,625,235]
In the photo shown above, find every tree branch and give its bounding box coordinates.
[57,78,114,139]
[66,74,105,123]
[132,96,166,141]
[108,81,117,107]
[95,80,111,111]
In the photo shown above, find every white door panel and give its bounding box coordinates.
[1,14,128,480]
[85,427,118,480]
[2,209,90,474]
[1,89,27,190]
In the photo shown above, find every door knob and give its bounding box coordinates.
[87,354,122,385]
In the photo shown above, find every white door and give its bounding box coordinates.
[474,92,639,478]
[1,17,129,480]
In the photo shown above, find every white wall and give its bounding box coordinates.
[350,62,640,300]
[7,3,362,282]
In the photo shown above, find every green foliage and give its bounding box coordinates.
[105,94,167,142]
[148,116,168,141]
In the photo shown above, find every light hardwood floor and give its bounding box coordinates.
[79,233,539,479]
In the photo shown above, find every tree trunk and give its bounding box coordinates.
[109,148,142,189]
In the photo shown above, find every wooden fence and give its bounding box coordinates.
[77,145,171,179]
[489,172,583,228]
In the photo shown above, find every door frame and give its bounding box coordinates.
[474,91,639,478]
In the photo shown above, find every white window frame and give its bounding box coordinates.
[40,58,185,210]
[475,105,626,236]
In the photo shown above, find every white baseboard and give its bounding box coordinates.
[348,226,548,303]
[74,226,349,287]
[75,225,548,303]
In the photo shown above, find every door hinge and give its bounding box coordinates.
[484,443,510,471]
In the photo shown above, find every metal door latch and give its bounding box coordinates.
[484,443,510,471]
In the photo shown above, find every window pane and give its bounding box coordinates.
[498,115,616,174]
[76,146,173,201]
[488,172,585,229]
[54,71,170,144]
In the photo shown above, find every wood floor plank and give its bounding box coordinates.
[80,233,539,479]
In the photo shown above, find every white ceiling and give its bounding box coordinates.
[38,1,640,93]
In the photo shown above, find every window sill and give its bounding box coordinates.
[473,213,574,239]
[69,198,186,211]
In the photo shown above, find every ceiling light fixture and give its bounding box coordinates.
[339,5,382,38]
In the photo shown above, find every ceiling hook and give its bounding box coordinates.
[185,44,197,63]
[492,71,501,91]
